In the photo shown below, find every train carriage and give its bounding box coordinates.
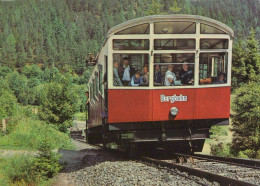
[86,15,234,153]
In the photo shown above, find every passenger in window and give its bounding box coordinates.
[131,71,143,86]
[179,62,194,85]
[142,65,149,86]
[119,57,135,86]
[154,65,162,85]
[216,73,226,84]
[165,65,176,86]
[113,61,123,86]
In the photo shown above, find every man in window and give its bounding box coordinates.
[179,62,194,85]
[165,65,176,86]
[113,61,123,86]
[119,57,135,86]
[154,65,162,85]
[142,64,149,86]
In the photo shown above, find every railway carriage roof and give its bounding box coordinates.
[107,14,234,37]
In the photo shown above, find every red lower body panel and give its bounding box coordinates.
[108,87,230,123]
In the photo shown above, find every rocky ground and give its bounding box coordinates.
[54,140,208,186]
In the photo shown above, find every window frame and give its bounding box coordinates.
[106,21,232,89]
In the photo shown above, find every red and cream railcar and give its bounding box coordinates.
[87,15,233,152]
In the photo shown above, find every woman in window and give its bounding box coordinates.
[165,65,176,86]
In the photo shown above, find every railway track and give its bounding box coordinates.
[140,156,258,186]
[72,136,260,185]
[174,152,260,169]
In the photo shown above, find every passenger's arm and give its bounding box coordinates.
[131,76,139,87]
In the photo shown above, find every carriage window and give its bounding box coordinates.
[113,39,149,50]
[115,23,150,35]
[90,83,94,102]
[200,24,226,34]
[98,65,103,94]
[199,53,228,85]
[154,39,195,50]
[154,53,195,86]
[154,22,196,34]
[200,39,228,49]
[94,74,98,97]
[113,53,149,87]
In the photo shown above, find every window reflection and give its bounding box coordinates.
[200,24,226,34]
[154,53,195,86]
[154,39,195,50]
[113,39,149,50]
[115,23,150,35]
[200,39,228,49]
[113,54,149,87]
[199,53,228,85]
[154,22,196,34]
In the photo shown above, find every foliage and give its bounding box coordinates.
[170,0,182,13]
[244,28,260,81]
[0,141,62,185]
[0,0,259,70]
[33,139,62,179]
[145,0,165,15]
[0,155,37,185]
[209,125,232,157]
[0,116,73,150]
[0,77,18,120]
[232,29,260,89]
[210,142,232,157]
[231,79,260,158]
[38,72,81,132]
[6,71,29,105]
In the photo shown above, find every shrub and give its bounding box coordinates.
[33,139,62,179]
[39,73,81,132]
[210,142,232,157]
[1,155,37,185]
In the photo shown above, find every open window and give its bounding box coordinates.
[113,53,149,87]
[199,53,228,85]
[154,53,195,86]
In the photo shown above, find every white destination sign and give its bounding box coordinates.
[160,94,188,103]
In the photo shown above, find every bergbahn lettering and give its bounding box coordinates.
[160,94,188,103]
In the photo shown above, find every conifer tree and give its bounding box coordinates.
[245,28,260,81]
[145,0,164,16]
[232,35,247,89]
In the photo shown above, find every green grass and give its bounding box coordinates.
[0,117,74,150]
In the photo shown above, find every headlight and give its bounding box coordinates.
[170,107,178,116]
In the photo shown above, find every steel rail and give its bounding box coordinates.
[174,152,260,170]
[141,156,257,186]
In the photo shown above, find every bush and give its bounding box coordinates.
[39,73,81,132]
[210,142,232,157]
[1,155,37,185]
[0,116,73,150]
[231,80,260,158]
[0,140,62,185]
[34,139,62,179]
